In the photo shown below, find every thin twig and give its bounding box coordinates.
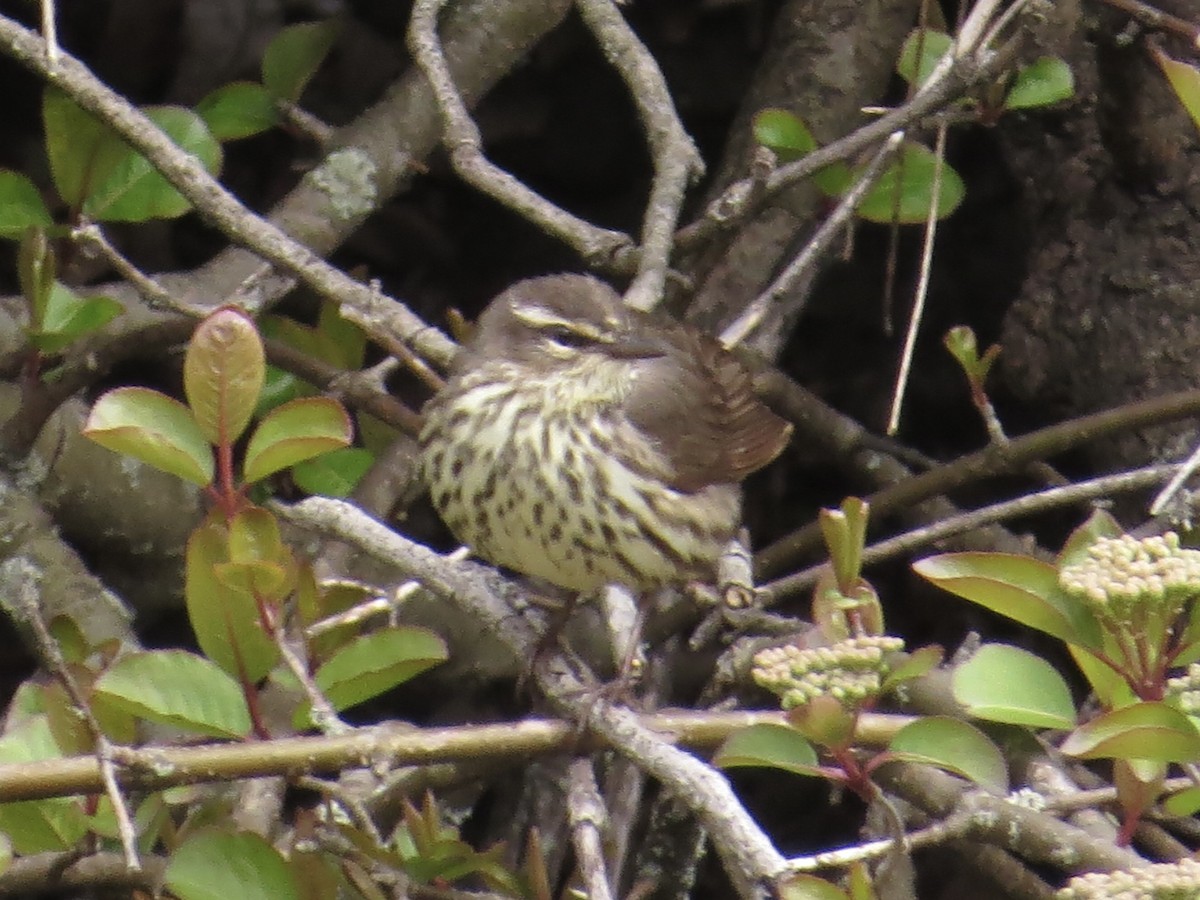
[720,132,905,349]
[952,0,1013,57]
[566,758,616,900]
[787,805,978,872]
[71,223,203,316]
[262,336,424,436]
[887,121,947,435]
[1150,443,1200,516]
[1099,0,1200,46]
[338,295,447,395]
[277,100,336,147]
[759,464,1180,602]
[294,775,385,845]
[14,569,140,871]
[39,0,57,70]
[306,549,471,638]
[270,617,348,736]
[978,0,1035,51]
[755,388,1200,577]
[574,0,705,311]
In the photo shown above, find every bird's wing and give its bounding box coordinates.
[620,329,792,493]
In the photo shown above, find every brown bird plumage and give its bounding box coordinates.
[419,274,791,592]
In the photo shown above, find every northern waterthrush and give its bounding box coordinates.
[419,274,792,593]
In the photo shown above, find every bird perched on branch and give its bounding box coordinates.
[419,274,791,593]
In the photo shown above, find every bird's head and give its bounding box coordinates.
[460,275,670,382]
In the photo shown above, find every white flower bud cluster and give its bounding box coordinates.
[1166,663,1200,715]
[1056,858,1200,899]
[1058,533,1200,623]
[752,636,905,710]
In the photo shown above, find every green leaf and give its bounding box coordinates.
[1163,785,1200,816]
[83,387,214,486]
[184,307,266,446]
[316,298,366,369]
[881,644,943,694]
[712,723,824,778]
[242,396,353,484]
[1004,57,1074,110]
[48,616,90,665]
[93,650,251,739]
[166,829,300,900]
[0,796,86,855]
[953,644,1076,729]
[1061,702,1200,763]
[887,717,1008,794]
[855,143,964,224]
[1057,509,1124,570]
[896,28,953,87]
[751,108,851,195]
[43,88,113,208]
[1069,642,1134,710]
[787,695,858,750]
[753,108,817,160]
[1158,54,1200,133]
[0,171,52,238]
[40,682,92,756]
[778,874,851,900]
[1114,757,1165,823]
[214,506,294,600]
[913,552,1102,649]
[819,498,869,591]
[196,82,281,141]
[290,447,373,497]
[29,284,123,353]
[1156,51,1200,134]
[186,520,280,683]
[1172,607,1200,666]
[214,558,290,599]
[262,20,342,103]
[81,107,223,222]
[943,325,999,387]
[0,718,88,854]
[308,627,447,717]
[262,302,367,370]
[227,506,287,567]
[255,365,312,418]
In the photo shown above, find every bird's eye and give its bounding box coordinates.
[545,325,596,349]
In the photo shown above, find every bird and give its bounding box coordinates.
[418,273,792,594]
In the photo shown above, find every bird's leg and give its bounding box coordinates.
[602,584,647,680]
[512,583,582,696]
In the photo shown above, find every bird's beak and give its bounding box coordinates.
[605,330,670,360]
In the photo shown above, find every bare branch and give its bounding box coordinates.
[408,0,635,270]
[575,0,705,309]
[566,758,616,900]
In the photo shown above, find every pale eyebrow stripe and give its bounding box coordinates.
[511,303,607,340]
